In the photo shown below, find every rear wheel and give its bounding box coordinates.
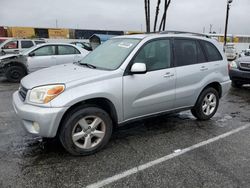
[5,65,26,82]
[191,88,219,121]
[231,81,242,88]
[59,106,113,155]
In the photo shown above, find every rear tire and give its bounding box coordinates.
[59,105,113,156]
[5,65,26,83]
[191,88,219,121]
[231,81,242,88]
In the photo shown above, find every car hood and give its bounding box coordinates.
[21,63,116,89]
[238,56,250,63]
[0,54,20,60]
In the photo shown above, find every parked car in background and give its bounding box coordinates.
[0,43,89,82]
[239,49,250,58]
[70,41,92,51]
[0,38,45,56]
[229,56,250,88]
[224,43,237,60]
[13,33,231,155]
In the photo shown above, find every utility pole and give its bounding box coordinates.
[224,0,233,48]
[56,19,58,28]
[209,24,213,33]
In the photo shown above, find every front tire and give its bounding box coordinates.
[191,88,219,121]
[5,65,26,83]
[59,106,113,155]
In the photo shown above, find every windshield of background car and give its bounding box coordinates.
[80,38,141,70]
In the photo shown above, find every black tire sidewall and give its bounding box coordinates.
[5,66,26,82]
[194,88,219,121]
[59,106,113,156]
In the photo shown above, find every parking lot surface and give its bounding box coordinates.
[0,78,250,188]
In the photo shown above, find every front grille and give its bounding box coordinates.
[18,86,28,101]
[240,63,250,71]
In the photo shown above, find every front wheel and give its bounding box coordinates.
[59,106,113,155]
[5,66,26,82]
[191,88,219,121]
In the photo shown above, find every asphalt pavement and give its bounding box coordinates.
[0,77,249,188]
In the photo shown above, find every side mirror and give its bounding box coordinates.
[130,63,147,74]
[29,52,35,57]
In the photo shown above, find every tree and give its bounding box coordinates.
[145,0,172,33]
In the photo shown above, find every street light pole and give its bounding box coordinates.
[224,0,233,49]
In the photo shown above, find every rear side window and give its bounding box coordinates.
[58,45,80,55]
[201,41,222,62]
[21,41,34,48]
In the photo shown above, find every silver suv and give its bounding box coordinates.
[13,33,231,155]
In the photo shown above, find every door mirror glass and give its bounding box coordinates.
[130,63,147,74]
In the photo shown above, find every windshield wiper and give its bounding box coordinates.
[79,62,96,69]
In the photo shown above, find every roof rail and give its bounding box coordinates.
[160,30,210,38]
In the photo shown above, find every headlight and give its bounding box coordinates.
[28,84,65,104]
[229,61,238,69]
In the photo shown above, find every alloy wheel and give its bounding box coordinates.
[72,116,106,149]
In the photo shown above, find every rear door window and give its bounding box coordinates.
[21,41,34,48]
[58,45,80,55]
[201,41,222,62]
[174,39,198,66]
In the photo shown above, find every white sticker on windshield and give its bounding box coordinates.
[118,42,133,48]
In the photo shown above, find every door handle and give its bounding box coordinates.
[200,66,208,71]
[164,72,174,78]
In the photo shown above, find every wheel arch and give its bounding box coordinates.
[203,82,222,98]
[57,97,118,136]
[4,61,28,74]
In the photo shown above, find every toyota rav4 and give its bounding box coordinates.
[13,33,231,155]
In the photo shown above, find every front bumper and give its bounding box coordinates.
[12,91,67,137]
[229,68,250,84]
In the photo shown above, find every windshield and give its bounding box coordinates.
[80,38,140,70]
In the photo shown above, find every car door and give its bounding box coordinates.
[174,38,210,108]
[123,39,176,121]
[27,45,56,73]
[56,45,82,65]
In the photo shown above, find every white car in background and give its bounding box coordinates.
[0,38,45,55]
[0,43,89,82]
[224,43,237,60]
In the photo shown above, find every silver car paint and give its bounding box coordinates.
[25,43,88,73]
[13,34,231,137]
